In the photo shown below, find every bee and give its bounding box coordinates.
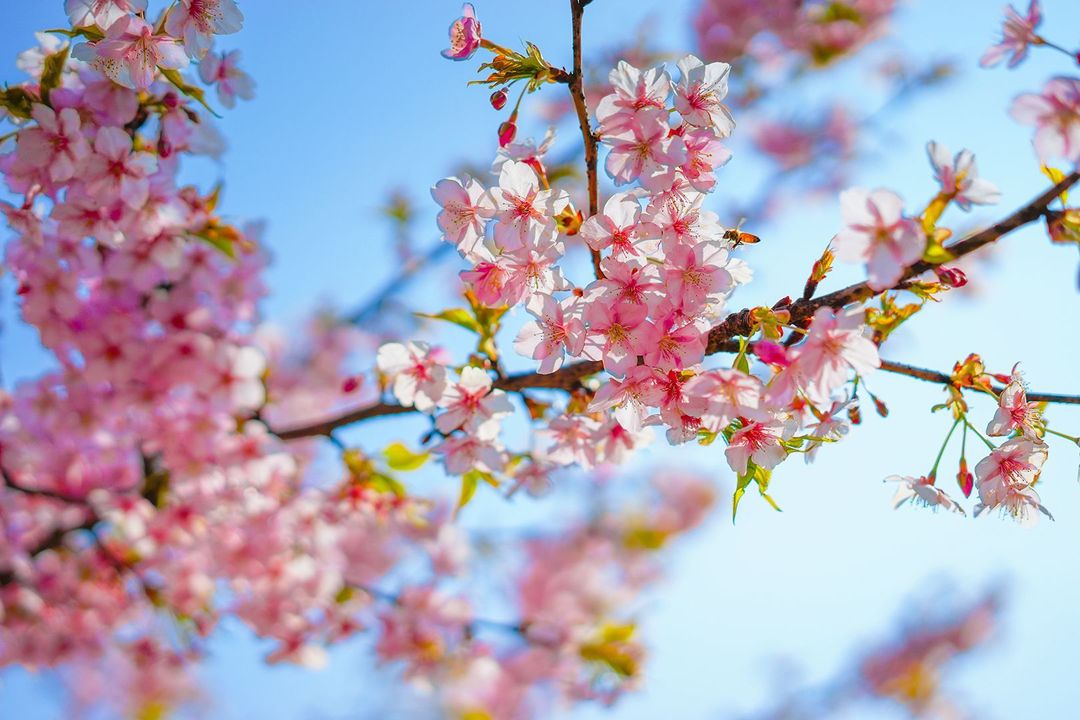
[723,219,761,248]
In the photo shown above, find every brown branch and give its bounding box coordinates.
[568,0,604,279]
[879,359,1080,405]
[271,173,1078,442]
[345,241,454,326]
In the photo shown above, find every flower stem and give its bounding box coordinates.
[930,417,961,478]
[963,417,995,450]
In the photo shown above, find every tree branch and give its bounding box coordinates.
[568,0,603,279]
[271,173,1078,442]
[879,359,1080,405]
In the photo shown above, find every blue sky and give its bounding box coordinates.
[2,1,1080,718]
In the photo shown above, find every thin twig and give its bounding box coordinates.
[879,359,1080,405]
[568,0,604,279]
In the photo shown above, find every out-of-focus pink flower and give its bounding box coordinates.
[442,3,482,61]
[980,0,1042,69]
[198,50,255,108]
[12,104,90,185]
[1010,76,1080,164]
[926,142,1001,210]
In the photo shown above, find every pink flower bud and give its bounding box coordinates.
[934,266,968,288]
[342,376,361,394]
[490,89,508,110]
[498,119,517,147]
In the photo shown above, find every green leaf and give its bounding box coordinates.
[159,67,220,117]
[39,45,69,106]
[456,471,479,516]
[0,86,35,120]
[921,239,955,265]
[732,462,781,521]
[383,442,429,472]
[415,307,482,335]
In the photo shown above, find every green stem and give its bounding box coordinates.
[963,417,995,451]
[930,417,961,477]
[1045,427,1080,444]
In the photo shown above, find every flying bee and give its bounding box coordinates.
[723,218,761,248]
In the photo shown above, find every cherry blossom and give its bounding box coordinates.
[10,104,89,185]
[834,187,925,291]
[725,417,792,476]
[66,0,147,30]
[980,0,1043,69]
[986,364,1043,440]
[792,306,880,402]
[973,437,1052,525]
[198,50,255,108]
[886,475,965,514]
[1010,76,1080,164]
[442,3,483,61]
[596,60,671,135]
[579,192,642,256]
[432,175,496,260]
[435,367,513,437]
[376,341,448,412]
[673,55,734,134]
[165,0,245,59]
[926,142,1001,210]
[76,15,188,90]
[82,126,157,210]
[513,293,586,374]
[602,116,687,186]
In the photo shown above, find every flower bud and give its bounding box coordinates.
[934,265,968,288]
[498,119,517,147]
[957,458,974,498]
[490,89,508,110]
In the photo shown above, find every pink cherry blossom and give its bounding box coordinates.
[973,437,1052,525]
[980,1,1042,69]
[513,293,586,374]
[674,55,734,134]
[489,160,567,241]
[431,175,495,260]
[834,187,925,291]
[589,366,664,433]
[12,104,90,185]
[579,192,642,256]
[433,434,506,475]
[583,300,647,376]
[886,475,965,514]
[603,117,687,186]
[165,0,245,59]
[725,417,792,476]
[596,61,671,135]
[77,15,188,91]
[662,241,735,314]
[442,3,483,61]
[792,306,880,402]
[436,366,513,437]
[66,0,148,29]
[82,126,158,209]
[986,364,1043,440]
[198,50,255,108]
[684,369,766,429]
[1010,76,1080,164]
[679,128,732,193]
[638,309,706,371]
[926,142,1001,210]
[376,341,448,412]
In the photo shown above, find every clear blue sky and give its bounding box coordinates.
[2,1,1080,718]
